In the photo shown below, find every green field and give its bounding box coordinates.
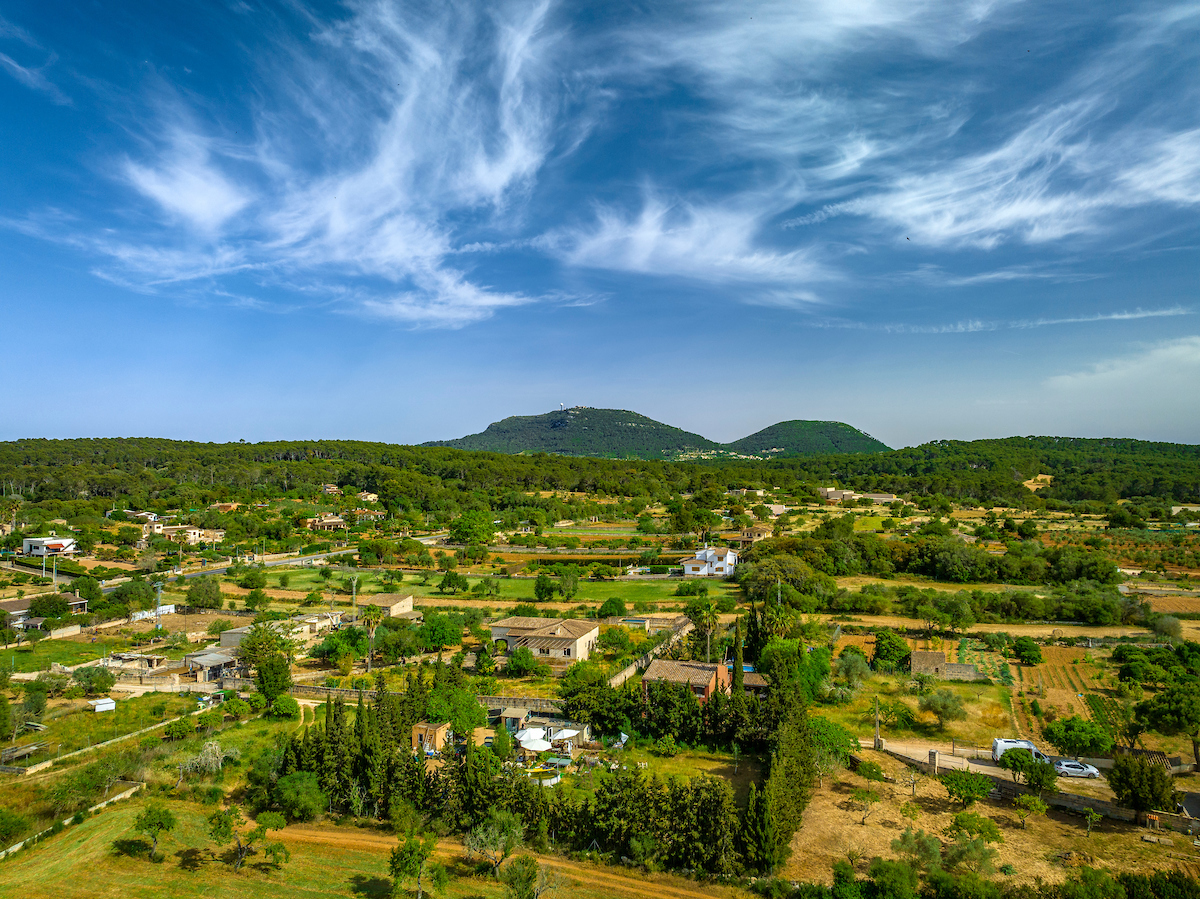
[2,635,154,674]
[6,692,198,761]
[184,566,735,612]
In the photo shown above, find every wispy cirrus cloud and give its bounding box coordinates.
[0,14,69,104]
[550,195,831,291]
[814,306,1192,334]
[61,0,567,326]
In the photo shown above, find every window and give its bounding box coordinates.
[539,647,549,655]
[563,648,571,657]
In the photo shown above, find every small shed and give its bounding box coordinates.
[412,721,450,755]
[499,707,530,732]
[88,697,116,713]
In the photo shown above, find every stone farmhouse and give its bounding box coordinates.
[909,650,984,682]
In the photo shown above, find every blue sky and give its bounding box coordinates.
[2,0,1199,449]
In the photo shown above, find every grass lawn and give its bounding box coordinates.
[0,798,751,899]
[7,692,198,760]
[2,635,142,673]
[203,567,730,615]
[615,744,764,803]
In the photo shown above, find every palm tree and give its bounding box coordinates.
[687,598,719,663]
[360,604,385,672]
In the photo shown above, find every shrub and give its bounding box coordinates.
[274,771,326,821]
[597,597,627,618]
[245,693,267,712]
[223,699,251,720]
[269,696,301,720]
[163,718,194,741]
[0,807,29,844]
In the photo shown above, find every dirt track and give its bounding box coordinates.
[278,824,736,899]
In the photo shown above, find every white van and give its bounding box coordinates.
[991,738,1050,764]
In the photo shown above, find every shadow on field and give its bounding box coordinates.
[175,848,205,871]
[349,874,393,897]
[112,838,151,858]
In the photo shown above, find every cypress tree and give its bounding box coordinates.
[0,694,10,741]
[733,617,745,695]
[742,781,781,874]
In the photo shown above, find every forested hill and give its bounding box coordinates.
[725,420,890,456]
[423,408,889,460]
[423,408,722,459]
[757,436,1200,506]
[0,434,1197,511]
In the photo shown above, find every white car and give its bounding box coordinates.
[1054,759,1101,778]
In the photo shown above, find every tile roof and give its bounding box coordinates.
[643,659,721,688]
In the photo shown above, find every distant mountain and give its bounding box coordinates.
[424,408,891,460]
[725,420,891,457]
[424,408,721,459]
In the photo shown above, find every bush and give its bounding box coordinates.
[0,807,29,843]
[163,718,194,741]
[506,646,539,678]
[597,597,627,618]
[223,699,251,720]
[246,693,267,712]
[269,696,301,720]
[274,771,326,821]
[73,666,116,696]
[237,567,268,590]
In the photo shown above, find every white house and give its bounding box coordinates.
[22,536,78,556]
[490,617,599,667]
[680,545,738,577]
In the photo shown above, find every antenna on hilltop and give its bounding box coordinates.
[560,403,565,411]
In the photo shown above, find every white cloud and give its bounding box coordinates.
[0,15,69,104]
[94,0,564,326]
[124,130,250,233]
[554,195,830,290]
[1039,336,1200,439]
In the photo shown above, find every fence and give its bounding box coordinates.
[0,781,145,861]
[130,605,177,623]
[608,619,695,688]
[877,740,1196,830]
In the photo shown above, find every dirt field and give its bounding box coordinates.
[1146,595,1200,614]
[782,748,1181,887]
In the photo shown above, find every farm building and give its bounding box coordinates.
[88,697,116,713]
[910,650,984,682]
[355,594,415,618]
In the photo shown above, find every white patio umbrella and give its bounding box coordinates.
[550,728,579,741]
[520,738,553,753]
[514,728,544,742]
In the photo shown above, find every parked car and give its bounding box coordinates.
[991,738,1050,764]
[1054,759,1101,778]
